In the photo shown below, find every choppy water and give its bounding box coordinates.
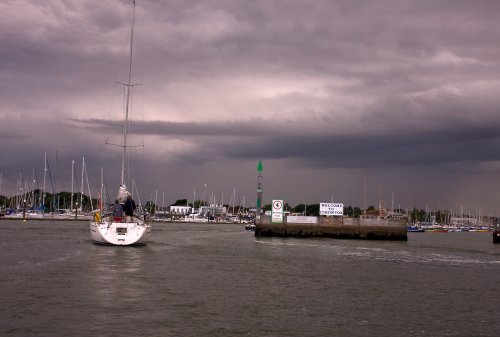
[1,220,499,337]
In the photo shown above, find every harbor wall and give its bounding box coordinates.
[255,216,407,241]
[493,227,500,243]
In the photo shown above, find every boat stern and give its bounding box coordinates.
[90,219,151,245]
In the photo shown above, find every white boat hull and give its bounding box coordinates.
[90,218,152,246]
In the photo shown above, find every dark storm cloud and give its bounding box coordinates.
[72,111,500,172]
[2,0,500,210]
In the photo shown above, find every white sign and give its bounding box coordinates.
[271,199,284,223]
[272,200,283,212]
[287,216,318,224]
[320,203,344,216]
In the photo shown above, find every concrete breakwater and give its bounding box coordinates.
[493,226,500,243]
[255,216,407,241]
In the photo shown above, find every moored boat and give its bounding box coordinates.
[407,225,425,232]
[245,223,256,231]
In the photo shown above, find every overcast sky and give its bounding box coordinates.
[2,0,500,214]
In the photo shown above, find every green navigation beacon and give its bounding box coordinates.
[256,160,263,220]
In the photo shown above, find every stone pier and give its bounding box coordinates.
[493,225,500,243]
[255,216,407,241]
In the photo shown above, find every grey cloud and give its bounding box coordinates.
[2,0,500,211]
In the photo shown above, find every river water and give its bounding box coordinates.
[1,220,499,337]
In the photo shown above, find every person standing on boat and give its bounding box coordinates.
[117,184,136,221]
[124,196,136,220]
[117,185,130,204]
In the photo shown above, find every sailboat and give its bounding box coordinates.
[89,0,151,245]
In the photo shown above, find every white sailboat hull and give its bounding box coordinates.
[90,218,152,246]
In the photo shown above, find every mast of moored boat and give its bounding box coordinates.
[100,167,104,214]
[42,151,47,209]
[70,160,74,212]
[80,157,85,213]
[31,167,36,210]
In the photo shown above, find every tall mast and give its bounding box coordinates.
[121,0,136,187]
[70,160,74,211]
[363,175,367,217]
[80,157,85,211]
[100,167,104,212]
[42,151,47,208]
[32,167,36,208]
[231,187,236,215]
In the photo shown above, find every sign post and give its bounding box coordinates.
[271,199,284,224]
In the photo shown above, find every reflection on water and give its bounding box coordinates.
[87,245,150,306]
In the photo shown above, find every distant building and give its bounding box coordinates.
[170,206,192,215]
[198,205,227,217]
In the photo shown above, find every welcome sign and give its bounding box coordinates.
[320,203,344,216]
